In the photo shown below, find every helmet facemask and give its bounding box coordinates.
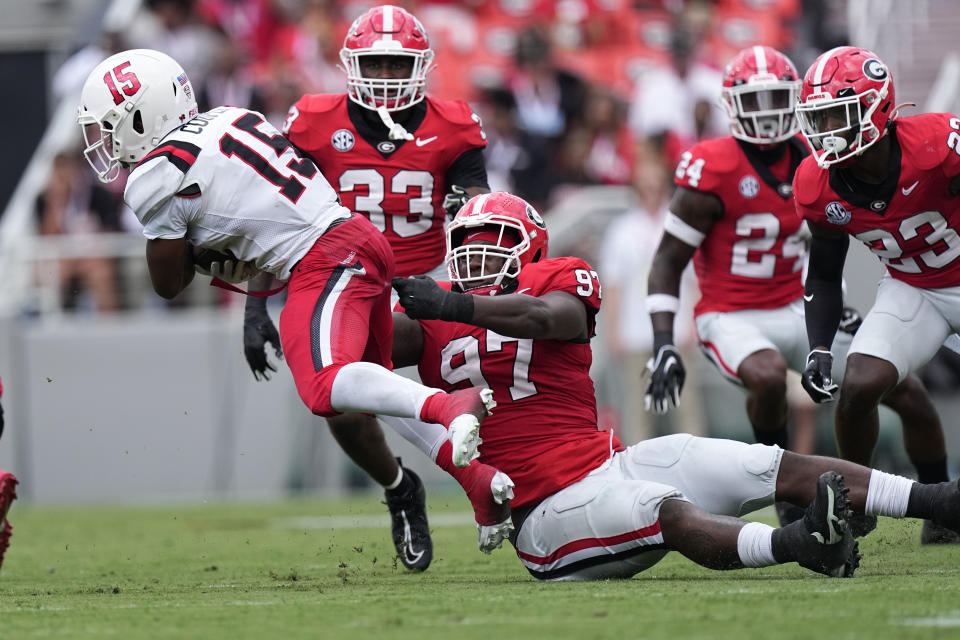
[340,48,434,113]
[796,83,887,167]
[446,223,527,295]
[722,78,800,145]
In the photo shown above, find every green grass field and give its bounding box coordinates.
[1,492,959,640]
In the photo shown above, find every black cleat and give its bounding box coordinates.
[921,520,960,544]
[795,471,860,578]
[384,467,433,571]
[775,501,805,527]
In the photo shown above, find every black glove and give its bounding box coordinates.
[838,306,862,335]
[644,345,686,414]
[392,276,474,322]
[243,298,283,380]
[801,349,838,403]
[442,185,470,219]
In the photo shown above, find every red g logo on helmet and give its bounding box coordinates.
[796,46,896,168]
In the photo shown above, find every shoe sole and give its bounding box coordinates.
[812,472,858,578]
[449,415,481,467]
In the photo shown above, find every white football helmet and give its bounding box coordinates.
[77,48,198,182]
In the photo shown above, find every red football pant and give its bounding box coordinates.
[280,215,396,417]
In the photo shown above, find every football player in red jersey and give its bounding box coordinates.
[392,191,960,580]
[0,376,19,570]
[644,46,937,529]
[241,5,491,571]
[794,46,960,544]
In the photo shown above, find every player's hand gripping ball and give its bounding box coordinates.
[191,246,259,283]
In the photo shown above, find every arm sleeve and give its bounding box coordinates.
[804,230,849,349]
[445,147,489,190]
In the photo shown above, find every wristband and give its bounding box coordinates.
[441,291,475,323]
[664,212,706,247]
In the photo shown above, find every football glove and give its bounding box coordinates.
[801,349,838,403]
[243,298,283,381]
[644,345,686,414]
[838,306,863,335]
[392,276,474,323]
[442,185,470,219]
[208,258,260,284]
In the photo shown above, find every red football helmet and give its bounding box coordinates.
[720,46,801,145]
[446,192,549,295]
[339,5,434,113]
[796,46,896,168]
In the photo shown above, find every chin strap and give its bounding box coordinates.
[376,106,414,141]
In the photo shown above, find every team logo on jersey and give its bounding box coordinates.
[862,59,888,81]
[870,200,887,212]
[331,129,355,152]
[825,201,851,225]
[377,141,396,153]
[777,183,793,198]
[739,175,759,198]
[526,204,546,229]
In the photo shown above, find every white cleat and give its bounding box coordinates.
[477,471,516,554]
[449,415,481,468]
[448,389,497,468]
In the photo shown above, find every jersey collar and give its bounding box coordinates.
[737,137,807,200]
[828,123,902,215]
[347,100,427,158]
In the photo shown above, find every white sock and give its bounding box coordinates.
[864,469,913,518]
[329,362,441,418]
[737,521,777,568]
[380,415,449,460]
[383,465,404,490]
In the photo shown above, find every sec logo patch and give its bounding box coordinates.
[739,175,759,198]
[825,201,851,225]
[331,129,354,152]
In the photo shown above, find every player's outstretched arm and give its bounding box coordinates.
[146,237,195,299]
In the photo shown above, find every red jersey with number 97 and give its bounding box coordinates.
[674,136,808,316]
[412,258,621,509]
[284,94,487,277]
[794,113,960,289]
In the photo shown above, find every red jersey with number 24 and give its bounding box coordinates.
[284,94,487,277]
[413,258,621,509]
[674,136,807,316]
[794,113,960,289]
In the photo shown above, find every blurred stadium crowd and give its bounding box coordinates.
[34,0,849,314]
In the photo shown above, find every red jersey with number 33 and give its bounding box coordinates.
[284,94,486,277]
[794,113,960,289]
[413,258,621,508]
[674,136,808,315]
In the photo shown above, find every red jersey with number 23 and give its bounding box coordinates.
[284,94,487,277]
[674,136,807,316]
[413,258,621,509]
[795,113,960,289]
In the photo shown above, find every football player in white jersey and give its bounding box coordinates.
[76,49,513,535]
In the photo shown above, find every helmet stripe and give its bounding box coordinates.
[470,193,490,214]
[382,5,394,40]
[753,45,767,75]
[813,46,846,86]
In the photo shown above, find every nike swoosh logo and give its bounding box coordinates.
[803,294,814,302]
[516,287,532,294]
[415,136,437,147]
[400,512,425,565]
[902,181,919,196]
[811,485,842,545]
